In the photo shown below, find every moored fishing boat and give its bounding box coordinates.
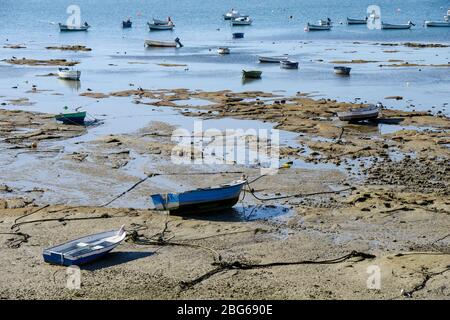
[337,104,380,121]
[305,23,332,31]
[280,60,299,69]
[232,32,244,38]
[57,68,81,80]
[43,226,126,266]
[231,16,252,26]
[59,22,90,32]
[55,111,87,125]
[425,20,450,27]
[217,47,230,54]
[347,17,367,25]
[145,38,183,47]
[150,180,246,215]
[258,55,288,63]
[381,21,415,29]
[334,66,351,75]
[148,22,174,31]
[242,70,262,79]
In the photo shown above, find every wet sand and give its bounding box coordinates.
[0,89,449,299]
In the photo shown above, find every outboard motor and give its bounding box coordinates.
[175,37,183,48]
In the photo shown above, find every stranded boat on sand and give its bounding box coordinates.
[337,104,380,122]
[150,180,246,215]
[43,226,126,266]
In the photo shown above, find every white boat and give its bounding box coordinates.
[217,47,230,54]
[59,23,90,32]
[318,18,332,26]
[148,22,174,31]
[58,68,81,80]
[425,20,450,27]
[258,55,289,63]
[223,9,241,20]
[305,23,332,31]
[280,60,299,69]
[347,17,367,25]
[145,38,183,48]
[334,66,351,75]
[153,18,173,25]
[381,21,415,29]
[43,226,126,266]
[231,16,253,26]
[337,104,380,122]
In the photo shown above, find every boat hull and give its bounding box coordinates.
[145,40,177,47]
[55,111,86,125]
[337,106,380,121]
[280,61,299,69]
[425,21,450,27]
[347,17,367,25]
[150,180,245,215]
[59,24,90,32]
[148,22,174,31]
[305,23,331,31]
[58,70,81,81]
[242,70,262,79]
[381,23,413,29]
[334,66,351,75]
[122,21,132,28]
[258,56,288,63]
[43,227,126,266]
[232,32,244,38]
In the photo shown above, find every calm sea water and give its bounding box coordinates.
[1,0,450,43]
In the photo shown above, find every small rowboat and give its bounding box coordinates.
[280,60,299,69]
[217,47,230,54]
[337,104,380,122]
[347,17,367,25]
[232,32,244,39]
[381,21,415,29]
[145,38,183,48]
[55,111,87,125]
[122,19,132,28]
[43,226,126,266]
[231,16,252,26]
[258,55,288,63]
[305,23,332,31]
[148,22,174,31]
[150,180,246,215]
[334,66,351,75]
[242,70,262,79]
[425,20,450,27]
[224,9,241,20]
[58,68,81,81]
[59,23,90,32]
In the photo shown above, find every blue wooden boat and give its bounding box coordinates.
[150,179,246,214]
[232,32,244,39]
[43,226,126,266]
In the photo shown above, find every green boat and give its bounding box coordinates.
[242,70,262,79]
[55,111,86,125]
